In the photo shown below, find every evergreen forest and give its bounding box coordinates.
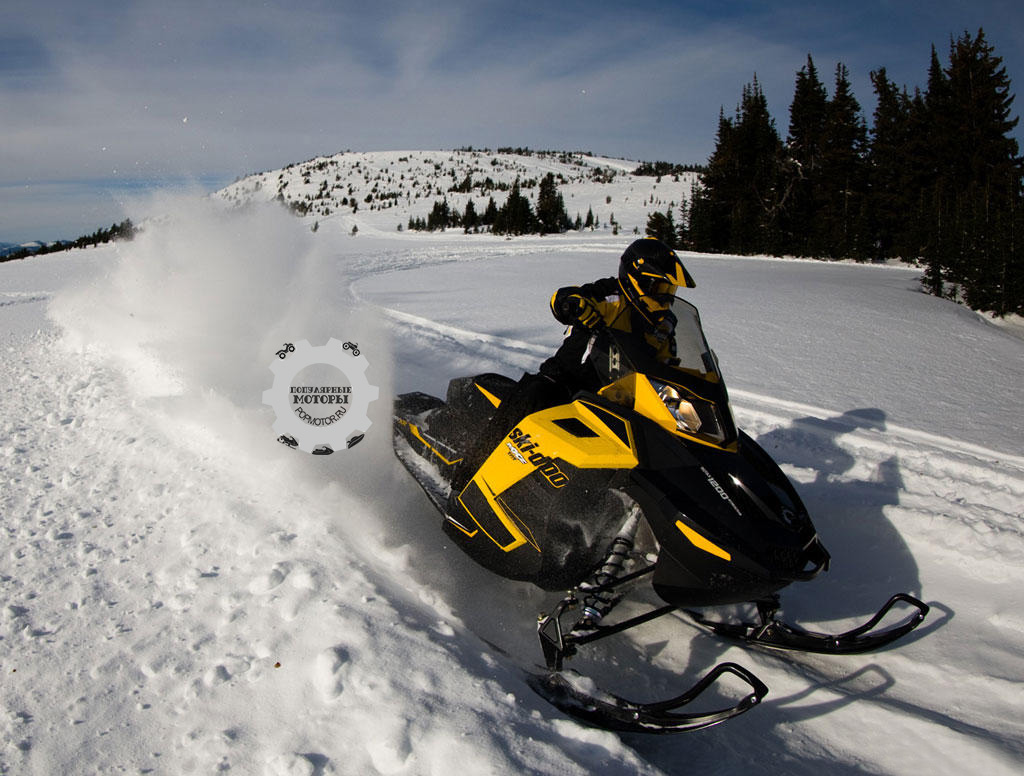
[677,30,1022,316]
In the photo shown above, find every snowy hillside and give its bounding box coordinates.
[2,188,1023,775]
[216,149,697,238]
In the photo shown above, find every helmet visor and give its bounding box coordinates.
[637,276,677,305]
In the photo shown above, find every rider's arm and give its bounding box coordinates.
[550,277,619,327]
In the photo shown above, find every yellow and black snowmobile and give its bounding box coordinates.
[392,296,929,733]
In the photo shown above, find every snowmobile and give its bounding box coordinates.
[392,295,929,734]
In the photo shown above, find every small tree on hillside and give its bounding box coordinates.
[645,210,678,247]
[482,197,498,227]
[463,199,479,232]
[492,177,538,235]
[536,173,572,233]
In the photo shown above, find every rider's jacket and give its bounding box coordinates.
[542,277,677,395]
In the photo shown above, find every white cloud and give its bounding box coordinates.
[2,0,1021,240]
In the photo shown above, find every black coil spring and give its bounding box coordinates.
[579,533,635,621]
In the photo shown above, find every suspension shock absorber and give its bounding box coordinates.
[578,508,641,626]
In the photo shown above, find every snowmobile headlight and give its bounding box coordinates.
[654,382,702,434]
[651,379,727,445]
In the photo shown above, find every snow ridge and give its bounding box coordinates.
[216,148,696,240]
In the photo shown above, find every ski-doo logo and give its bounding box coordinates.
[505,440,528,465]
[508,427,569,488]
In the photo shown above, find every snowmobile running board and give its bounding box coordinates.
[684,593,931,654]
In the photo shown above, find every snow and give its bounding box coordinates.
[2,182,1023,774]
[216,149,696,240]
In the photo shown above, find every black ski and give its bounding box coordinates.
[528,662,768,734]
[684,593,930,655]
[533,570,769,733]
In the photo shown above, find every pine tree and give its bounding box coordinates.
[866,68,913,258]
[492,177,538,235]
[427,199,451,231]
[676,195,691,248]
[645,210,677,247]
[690,77,785,254]
[950,30,1022,312]
[819,63,869,258]
[783,55,829,255]
[536,173,571,234]
[920,45,957,294]
[463,199,478,232]
[482,197,498,227]
[921,29,1022,312]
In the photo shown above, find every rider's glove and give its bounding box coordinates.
[565,294,603,330]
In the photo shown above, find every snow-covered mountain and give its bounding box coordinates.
[2,161,1023,775]
[0,241,45,258]
[216,148,698,237]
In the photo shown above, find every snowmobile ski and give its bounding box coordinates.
[684,593,930,654]
[532,563,767,733]
[527,662,768,734]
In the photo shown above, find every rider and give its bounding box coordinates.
[450,237,695,493]
[540,236,695,393]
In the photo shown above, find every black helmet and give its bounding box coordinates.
[617,238,695,323]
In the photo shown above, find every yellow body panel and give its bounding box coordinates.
[675,520,732,561]
[395,417,462,465]
[456,400,639,553]
[475,383,503,408]
[599,373,738,452]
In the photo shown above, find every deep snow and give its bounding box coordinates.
[2,196,1023,775]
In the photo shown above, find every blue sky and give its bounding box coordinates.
[2,0,1022,243]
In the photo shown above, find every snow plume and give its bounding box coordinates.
[48,194,394,476]
[51,195,380,397]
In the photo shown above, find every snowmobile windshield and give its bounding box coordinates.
[664,296,718,378]
[597,295,720,382]
[593,297,736,448]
